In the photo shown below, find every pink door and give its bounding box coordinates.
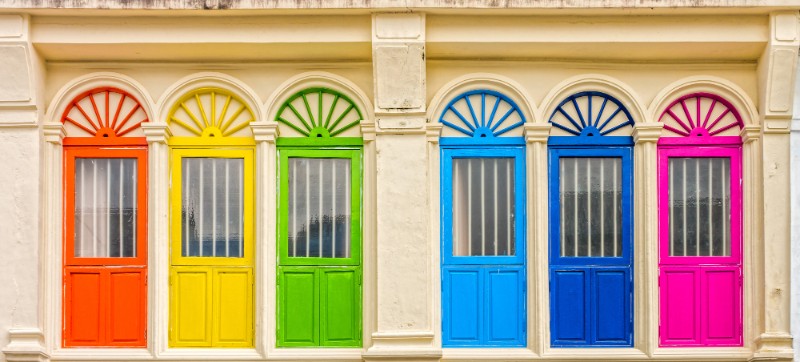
[657,93,744,347]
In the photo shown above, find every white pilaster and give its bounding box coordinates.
[1,13,48,362]
[365,12,440,362]
[753,10,798,360]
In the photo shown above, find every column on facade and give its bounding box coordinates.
[364,12,441,361]
[250,121,278,354]
[631,122,663,355]
[524,123,551,355]
[139,123,171,356]
[753,11,799,360]
[0,13,48,362]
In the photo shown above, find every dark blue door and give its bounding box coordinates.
[547,91,635,347]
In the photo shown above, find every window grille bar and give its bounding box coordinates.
[291,160,297,257]
[506,161,511,255]
[613,158,619,257]
[105,159,110,257]
[708,158,713,257]
[467,160,472,257]
[573,159,578,257]
[494,161,499,256]
[199,160,205,257]
[586,159,592,257]
[600,158,605,256]
[695,159,700,256]
[316,160,324,258]
[723,160,729,256]
[306,160,311,257]
[345,160,351,257]
[92,159,98,257]
[332,163,337,258]
[560,159,565,256]
[481,159,486,256]
[79,161,86,257]
[184,161,191,255]
[212,159,217,257]
[682,159,687,257]
[131,161,137,257]
[119,160,124,257]
[669,159,674,256]
[237,160,243,257]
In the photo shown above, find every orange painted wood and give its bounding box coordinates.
[63,147,147,267]
[63,267,147,347]
[62,146,147,348]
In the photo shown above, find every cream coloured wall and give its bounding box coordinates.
[0,5,797,362]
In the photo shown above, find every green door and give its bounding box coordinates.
[277,148,362,347]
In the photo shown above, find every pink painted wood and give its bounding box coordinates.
[657,92,743,347]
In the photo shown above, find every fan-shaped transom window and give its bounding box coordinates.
[439,89,525,142]
[658,92,744,138]
[61,87,149,142]
[548,91,635,139]
[167,87,255,139]
[276,87,363,139]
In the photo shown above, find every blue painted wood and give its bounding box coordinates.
[486,268,525,345]
[441,147,526,266]
[595,268,630,344]
[441,144,526,348]
[551,269,589,345]
[439,90,526,141]
[548,92,635,347]
[443,267,481,344]
[548,147,633,266]
[548,91,635,139]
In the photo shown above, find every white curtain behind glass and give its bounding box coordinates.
[74,158,137,258]
[452,158,515,257]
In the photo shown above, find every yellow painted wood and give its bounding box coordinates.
[213,268,253,347]
[166,87,255,146]
[170,267,212,347]
[170,148,254,266]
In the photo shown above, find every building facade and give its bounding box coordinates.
[1,1,799,361]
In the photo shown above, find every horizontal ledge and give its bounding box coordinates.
[156,348,263,360]
[50,348,154,360]
[443,348,538,359]
[266,348,363,360]
[541,348,647,359]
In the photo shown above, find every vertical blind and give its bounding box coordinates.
[74,158,138,258]
[669,157,731,257]
[559,157,622,257]
[288,158,351,258]
[452,158,515,257]
[182,158,244,258]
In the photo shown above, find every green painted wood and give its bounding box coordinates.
[276,137,363,147]
[275,87,364,138]
[321,267,362,346]
[278,267,318,347]
[277,146,363,348]
[277,148,362,267]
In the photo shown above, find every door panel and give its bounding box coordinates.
[214,268,253,346]
[594,268,629,344]
[320,267,361,346]
[486,268,524,345]
[704,267,740,344]
[65,270,103,345]
[443,268,481,344]
[108,270,146,344]
[171,268,211,346]
[551,269,588,344]
[661,268,699,345]
[278,267,318,346]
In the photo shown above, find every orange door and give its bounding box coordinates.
[63,147,147,347]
